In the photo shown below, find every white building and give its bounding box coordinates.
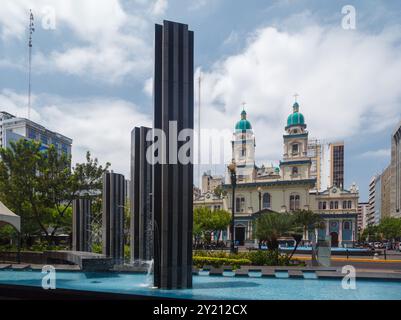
[0,111,72,156]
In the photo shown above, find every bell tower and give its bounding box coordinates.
[231,108,255,182]
[280,99,311,180]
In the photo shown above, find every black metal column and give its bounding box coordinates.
[102,172,125,264]
[153,20,194,289]
[131,126,153,262]
[72,198,92,252]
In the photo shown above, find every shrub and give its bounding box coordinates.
[92,243,102,254]
[192,250,302,266]
[193,256,251,269]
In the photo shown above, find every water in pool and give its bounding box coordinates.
[0,270,400,300]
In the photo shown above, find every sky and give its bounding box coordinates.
[0,0,400,201]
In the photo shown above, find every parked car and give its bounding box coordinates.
[374,242,383,249]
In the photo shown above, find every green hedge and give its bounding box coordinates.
[193,256,251,269]
[193,250,302,267]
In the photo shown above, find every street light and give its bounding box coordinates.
[228,161,237,254]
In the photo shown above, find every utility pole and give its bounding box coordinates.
[197,72,201,189]
[28,9,35,120]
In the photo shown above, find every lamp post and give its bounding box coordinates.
[257,187,262,212]
[228,161,237,254]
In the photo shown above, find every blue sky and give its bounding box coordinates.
[0,0,401,201]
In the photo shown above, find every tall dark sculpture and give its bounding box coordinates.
[131,126,153,262]
[153,20,194,289]
[72,198,91,252]
[102,172,125,264]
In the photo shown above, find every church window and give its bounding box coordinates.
[236,197,245,213]
[292,143,299,154]
[318,201,322,210]
[290,194,300,211]
[292,167,298,175]
[322,201,327,210]
[330,201,334,209]
[343,201,347,209]
[343,221,351,230]
[334,201,338,209]
[263,193,271,209]
[347,200,352,209]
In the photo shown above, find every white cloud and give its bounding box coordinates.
[151,0,168,16]
[0,89,151,176]
[359,148,391,159]
[0,0,161,83]
[143,77,153,97]
[199,25,401,164]
[188,0,207,11]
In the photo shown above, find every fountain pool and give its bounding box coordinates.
[1,270,401,300]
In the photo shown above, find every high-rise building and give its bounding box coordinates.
[0,111,72,156]
[367,174,383,226]
[308,138,322,190]
[381,164,392,219]
[390,121,401,218]
[329,142,344,189]
[367,177,376,226]
[307,140,345,191]
[357,202,369,232]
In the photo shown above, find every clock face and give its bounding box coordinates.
[332,188,337,193]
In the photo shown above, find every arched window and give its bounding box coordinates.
[292,167,298,175]
[347,200,352,209]
[290,194,300,211]
[263,193,271,209]
[334,201,338,209]
[343,221,351,230]
[292,143,299,154]
[318,201,322,210]
[330,201,334,210]
[235,197,245,213]
[322,201,327,210]
[343,201,347,209]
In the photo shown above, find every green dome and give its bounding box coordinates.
[235,109,252,131]
[286,102,305,127]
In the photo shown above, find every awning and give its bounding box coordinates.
[0,201,20,232]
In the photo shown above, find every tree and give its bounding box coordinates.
[378,217,401,241]
[361,225,381,242]
[0,140,110,246]
[289,210,321,260]
[254,212,294,264]
[193,206,231,243]
[213,185,227,198]
[0,140,47,244]
[293,209,321,240]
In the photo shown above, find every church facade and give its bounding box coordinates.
[222,102,359,248]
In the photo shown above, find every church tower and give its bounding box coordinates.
[231,109,256,182]
[280,101,311,180]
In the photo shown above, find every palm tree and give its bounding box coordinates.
[289,210,321,260]
[254,212,294,264]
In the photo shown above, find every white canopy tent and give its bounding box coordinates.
[0,201,20,232]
